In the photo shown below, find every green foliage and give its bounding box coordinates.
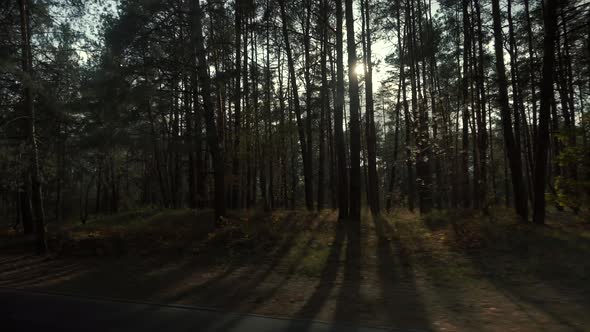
[548,176,590,211]
[548,130,590,211]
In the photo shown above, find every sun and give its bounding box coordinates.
[354,62,365,76]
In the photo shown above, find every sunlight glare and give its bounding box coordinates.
[354,62,365,76]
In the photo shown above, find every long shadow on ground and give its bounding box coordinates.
[330,219,361,330]
[140,212,324,330]
[283,218,347,332]
[204,214,334,332]
[421,211,590,331]
[1,210,436,331]
[373,215,431,331]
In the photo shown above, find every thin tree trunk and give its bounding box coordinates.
[191,0,225,219]
[507,0,534,206]
[19,178,33,234]
[279,0,313,211]
[532,0,558,225]
[491,0,528,221]
[335,0,349,219]
[317,0,329,211]
[303,0,314,210]
[416,0,432,214]
[185,75,196,209]
[405,2,416,212]
[474,0,488,211]
[232,0,242,209]
[345,0,362,221]
[361,0,380,215]
[523,0,538,137]
[461,0,471,208]
[386,12,405,211]
[19,0,46,254]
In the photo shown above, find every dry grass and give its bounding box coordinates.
[2,207,590,331]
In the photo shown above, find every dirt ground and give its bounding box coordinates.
[1,209,589,331]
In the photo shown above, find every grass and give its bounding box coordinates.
[2,206,590,330]
[5,206,590,278]
[400,207,590,295]
[4,206,590,277]
[35,208,337,262]
[45,208,216,257]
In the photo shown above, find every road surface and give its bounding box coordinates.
[1,288,398,332]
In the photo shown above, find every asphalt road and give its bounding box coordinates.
[1,288,395,332]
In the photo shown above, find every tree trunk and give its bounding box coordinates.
[507,0,534,206]
[386,11,406,211]
[303,0,314,210]
[317,0,329,211]
[335,0,349,219]
[231,0,242,209]
[415,0,432,214]
[361,0,380,215]
[491,0,528,221]
[474,0,488,211]
[19,178,33,234]
[19,0,47,254]
[185,75,196,209]
[405,63,415,211]
[279,0,313,211]
[345,0,362,221]
[461,0,471,209]
[191,0,225,220]
[523,0,538,137]
[532,0,558,225]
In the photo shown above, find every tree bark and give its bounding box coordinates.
[345,0,362,221]
[461,0,471,208]
[335,0,349,219]
[361,0,380,215]
[523,0,538,137]
[474,0,488,211]
[279,0,314,211]
[231,0,242,209]
[491,0,528,221]
[19,0,47,254]
[405,1,416,212]
[191,0,225,219]
[532,0,558,225]
[303,0,314,210]
[19,178,33,234]
[318,0,329,211]
[386,10,406,211]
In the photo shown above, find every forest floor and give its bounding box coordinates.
[1,207,590,331]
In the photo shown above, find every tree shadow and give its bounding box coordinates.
[372,215,431,331]
[159,211,314,302]
[0,253,91,291]
[118,210,329,329]
[1,211,307,308]
[283,218,347,332]
[0,263,85,289]
[0,255,49,275]
[0,210,434,331]
[461,248,588,331]
[330,219,361,330]
[420,212,590,331]
[0,255,37,266]
[197,213,335,332]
